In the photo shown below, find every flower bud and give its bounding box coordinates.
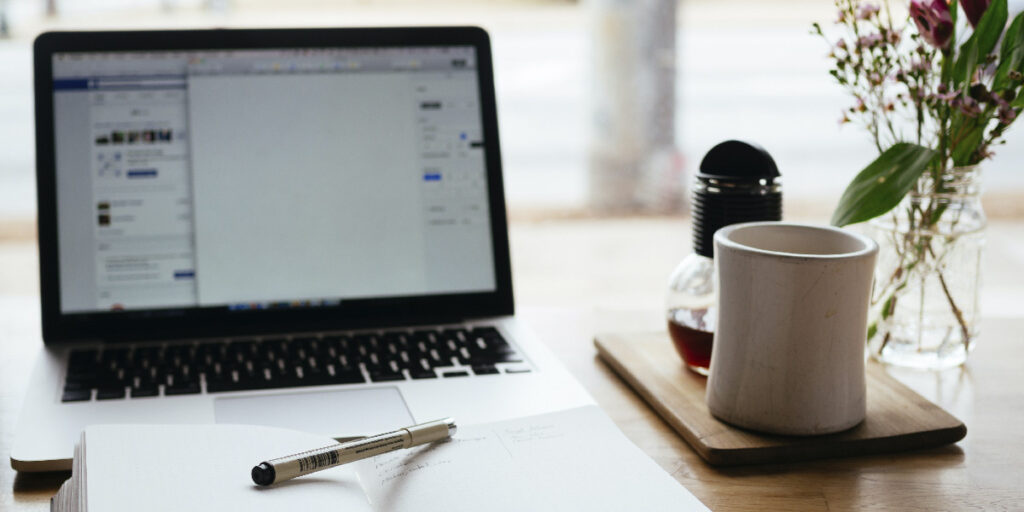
[969,83,990,102]
[910,0,953,49]
[960,0,992,29]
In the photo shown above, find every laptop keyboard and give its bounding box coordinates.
[61,326,527,402]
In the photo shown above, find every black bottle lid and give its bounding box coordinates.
[692,140,782,258]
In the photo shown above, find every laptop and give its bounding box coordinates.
[12,27,593,472]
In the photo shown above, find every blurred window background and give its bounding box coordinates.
[2,0,1024,231]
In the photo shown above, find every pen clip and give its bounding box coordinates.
[331,435,367,443]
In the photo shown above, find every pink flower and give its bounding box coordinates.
[858,33,884,47]
[960,0,991,28]
[910,0,954,49]
[858,3,881,19]
[955,96,982,117]
[910,57,932,71]
[998,105,1017,124]
[994,95,1016,123]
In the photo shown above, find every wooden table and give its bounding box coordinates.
[2,297,1022,511]
[527,309,1024,511]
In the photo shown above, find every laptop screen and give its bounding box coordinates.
[49,46,497,315]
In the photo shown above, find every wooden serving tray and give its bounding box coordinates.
[595,332,967,466]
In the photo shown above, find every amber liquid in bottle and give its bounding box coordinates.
[667,308,714,376]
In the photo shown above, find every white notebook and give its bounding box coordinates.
[51,405,709,512]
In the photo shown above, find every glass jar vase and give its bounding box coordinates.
[865,166,986,369]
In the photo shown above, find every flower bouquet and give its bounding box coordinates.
[814,0,1024,368]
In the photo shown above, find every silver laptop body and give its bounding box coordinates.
[12,27,592,472]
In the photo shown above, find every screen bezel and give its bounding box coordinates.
[34,27,514,343]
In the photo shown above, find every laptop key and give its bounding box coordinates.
[369,370,405,382]
[207,365,260,392]
[62,380,90,391]
[165,381,201,395]
[442,371,469,378]
[326,366,365,385]
[471,365,499,375]
[410,370,437,380]
[96,387,126,400]
[205,378,239,393]
[64,372,97,388]
[130,385,159,398]
[426,349,446,366]
[96,370,126,388]
[61,389,92,402]
[302,362,333,383]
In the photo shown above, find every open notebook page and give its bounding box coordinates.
[84,423,372,512]
[71,406,707,511]
[352,405,710,512]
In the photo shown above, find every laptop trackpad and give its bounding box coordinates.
[213,387,414,438]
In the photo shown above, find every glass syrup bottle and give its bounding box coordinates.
[667,140,781,375]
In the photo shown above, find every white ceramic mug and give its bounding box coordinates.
[705,222,878,436]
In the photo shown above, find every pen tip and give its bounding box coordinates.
[251,462,276,486]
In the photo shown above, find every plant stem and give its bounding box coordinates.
[927,243,973,350]
[936,269,972,349]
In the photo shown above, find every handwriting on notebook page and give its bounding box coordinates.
[368,435,492,488]
[501,423,565,444]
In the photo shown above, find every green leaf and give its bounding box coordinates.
[974,0,1008,56]
[954,44,980,86]
[954,0,1008,85]
[831,143,937,227]
[994,12,1024,90]
[881,295,895,319]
